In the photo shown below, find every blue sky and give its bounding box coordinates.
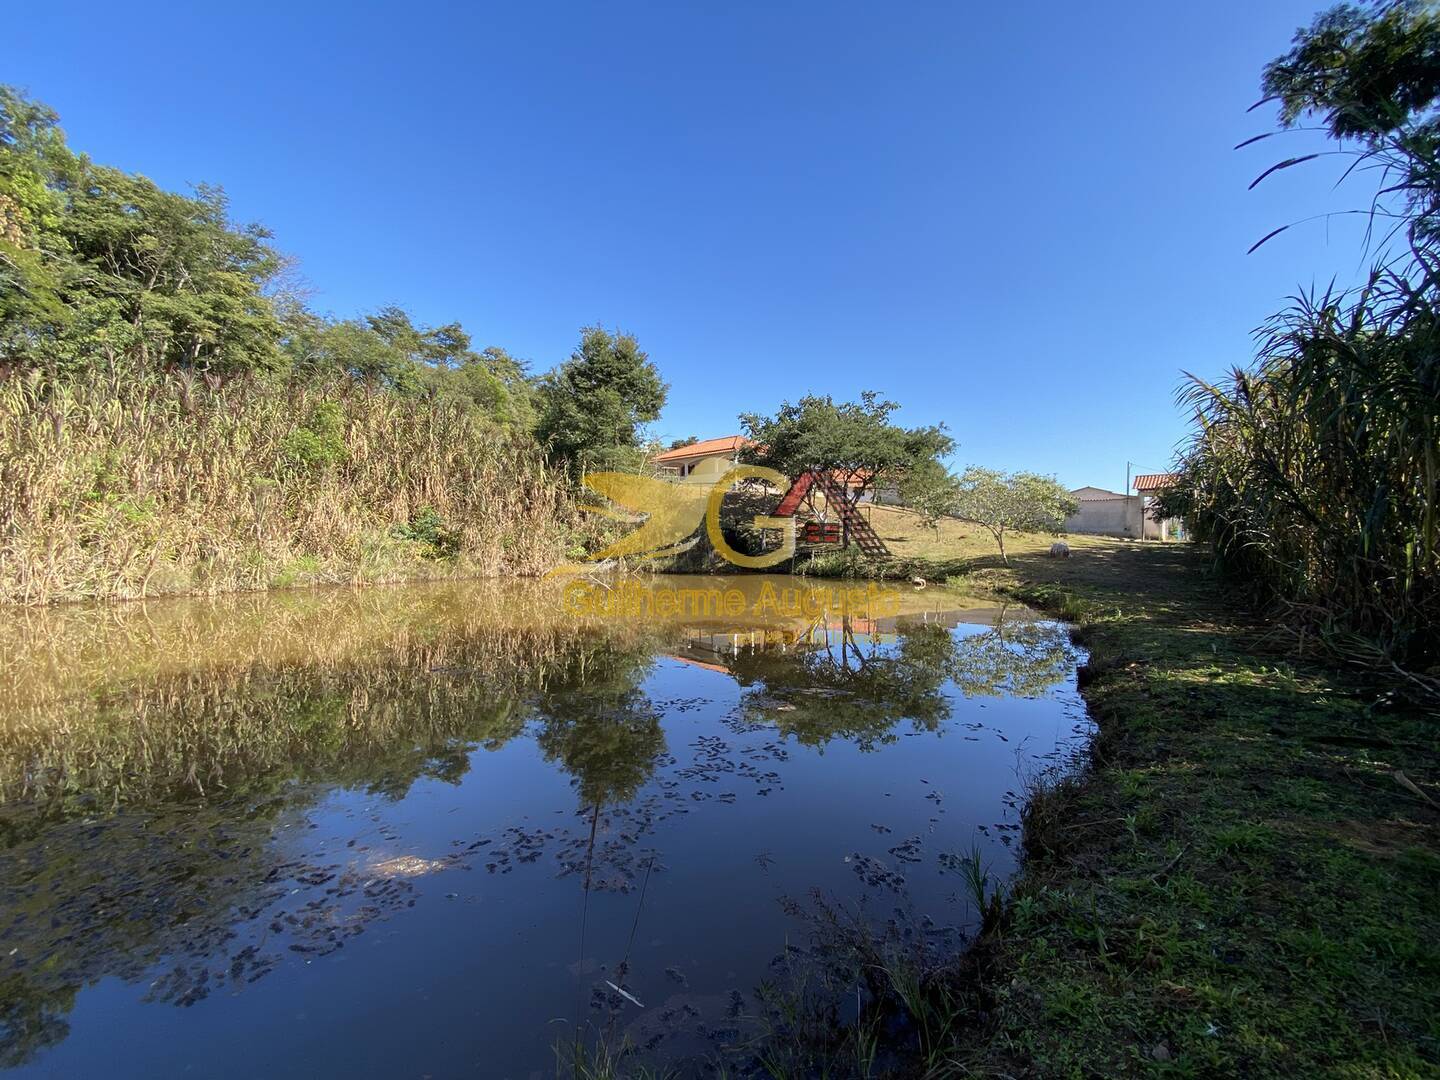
[10,2,1378,489]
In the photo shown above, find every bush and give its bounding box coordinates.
[279,401,348,472]
[390,506,461,560]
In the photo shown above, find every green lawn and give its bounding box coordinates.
[944,536,1440,1076]
[737,511,1437,1074]
[865,503,1120,567]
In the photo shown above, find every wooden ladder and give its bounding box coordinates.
[772,470,890,557]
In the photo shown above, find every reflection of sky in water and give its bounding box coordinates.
[0,578,1088,1078]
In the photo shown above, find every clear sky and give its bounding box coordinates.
[10,1,1378,490]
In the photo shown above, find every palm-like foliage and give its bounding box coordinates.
[1166,2,1440,686]
[1167,268,1439,677]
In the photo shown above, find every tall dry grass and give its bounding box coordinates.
[0,363,581,604]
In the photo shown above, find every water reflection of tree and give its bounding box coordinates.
[1,626,665,824]
[0,624,666,1068]
[726,614,1073,750]
[946,612,1075,699]
[727,620,957,749]
[533,640,667,808]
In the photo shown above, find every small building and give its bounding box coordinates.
[1065,486,1142,538]
[1133,473,1183,541]
[654,435,751,482]
[1065,474,1184,540]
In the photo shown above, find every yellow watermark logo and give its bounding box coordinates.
[551,459,797,573]
[562,579,904,621]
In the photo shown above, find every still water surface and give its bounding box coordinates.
[0,575,1088,1077]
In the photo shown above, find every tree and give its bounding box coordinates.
[1168,1,1440,673]
[951,468,1077,565]
[276,307,537,428]
[534,643,665,807]
[0,86,283,375]
[1254,0,1440,248]
[1264,1,1440,141]
[57,171,282,375]
[898,458,961,533]
[535,326,667,470]
[465,346,536,431]
[739,391,952,535]
[0,87,78,359]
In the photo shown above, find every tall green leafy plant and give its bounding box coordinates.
[1166,1,1440,682]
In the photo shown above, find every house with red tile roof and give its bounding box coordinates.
[1065,473,1184,540]
[653,435,751,480]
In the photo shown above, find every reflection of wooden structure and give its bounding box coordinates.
[668,618,885,673]
[771,471,889,556]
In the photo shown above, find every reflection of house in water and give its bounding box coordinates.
[669,621,883,672]
[665,602,1027,672]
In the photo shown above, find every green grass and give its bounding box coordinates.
[949,540,1440,1076]
[762,508,1440,1075]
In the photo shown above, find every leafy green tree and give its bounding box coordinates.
[0,87,78,358]
[291,317,418,390]
[2,83,528,428]
[277,306,537,427]
[1254,0,1440,247]
[898,457,961,532]
[535,326,667,470]
[951,467,1077,565]
[459,346,536,430]
[739,391,952,504]
[1264,0,1440,143]
[0,86,282,374]
[70,176,282,372]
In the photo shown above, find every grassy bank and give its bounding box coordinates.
[789,504,1115,583]
[738,509,1439,1075]
[0,366,582,604]
[873,512,1440,1075]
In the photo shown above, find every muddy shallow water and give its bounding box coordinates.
[0,575,1088,1077]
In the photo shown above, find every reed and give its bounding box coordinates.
[0,362,583,604]
[1168,269,1439,684]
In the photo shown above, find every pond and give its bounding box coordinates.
[0,574,1089,1077]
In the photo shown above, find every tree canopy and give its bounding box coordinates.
[898,458,963,532]
[950,468,1076,565]
[0,84,613,439]
[738,391,952,500]
[535,326,668,470]
[2,86,282,374]
[1264,0,1440,140]
[1256,0,1440,246]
